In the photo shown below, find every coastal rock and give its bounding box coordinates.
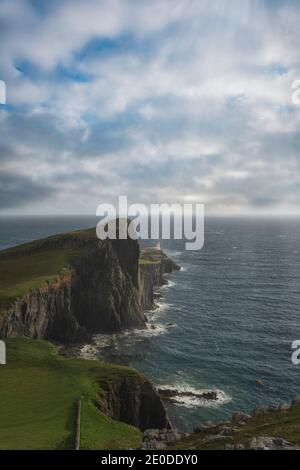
[97,375,171,432]
[292,396,300,405]
[158,388,218,404]
[219,426,239,436]
[194,421,215,433]
[225,443,246,450]
[201,435,232,444]
[248,437,299,451]
[278,403,291,412]
[141,428,184,450]
[224,444,235,450]
[252,406,270,417]
[231,412,251,424]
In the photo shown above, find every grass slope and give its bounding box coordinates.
[139,247,165,265]
[168,406,300,450]
[0,228,97,311]
[0,337,142,450]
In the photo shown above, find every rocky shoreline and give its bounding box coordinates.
[140,396,300,450]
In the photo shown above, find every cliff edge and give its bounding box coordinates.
[0,228,179,343]
[0,228,141,342]
[0,337,169,449]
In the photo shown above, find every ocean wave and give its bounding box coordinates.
[131,323,169,338]
[161,280,176,289]
[157,384,232,409]
[154,301,172,312]
[78,311,176,360]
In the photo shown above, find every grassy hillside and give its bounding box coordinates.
[139,247,164,265]
[0,228,97,311]
[0,337,142,450]
[168,405,300,450]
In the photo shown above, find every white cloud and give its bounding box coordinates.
[1,0,300,214]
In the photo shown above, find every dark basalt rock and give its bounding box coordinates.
[157,388,218,403]
[0,231,180,344]
[141,428,185,450]
[97,375,171,431]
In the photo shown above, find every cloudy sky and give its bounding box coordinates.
[0,0,300,215]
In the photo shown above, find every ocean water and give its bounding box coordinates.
[1,216,300,431]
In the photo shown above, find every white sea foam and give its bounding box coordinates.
[154,301,172,313]
[161,280,176,289]
[164,250,182,258]
[79,301,175,359]
[132,323,168,337]
[157,384,232,409]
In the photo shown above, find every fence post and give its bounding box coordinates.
[75,397,82,450]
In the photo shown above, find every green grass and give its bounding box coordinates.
[0,249,74,311]
[0,227,99,312]
[0,337,142,450]
[0,227,165,311]
[139,247,164,265]
[80,400,141,450]
[168,406,300,450]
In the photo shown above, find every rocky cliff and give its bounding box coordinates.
[0,272,87,343]
[0,229,179,343]
[139,247,180,310]
[0,228,177,439]
[97,373,171,431]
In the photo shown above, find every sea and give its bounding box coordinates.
[1,215,300,431]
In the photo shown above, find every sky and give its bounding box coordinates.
[0,0,300,216]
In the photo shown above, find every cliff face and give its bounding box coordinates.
[97,374,171,431]
[0,273,87,343]
[71,238,143,334]
[0,236,144,342]
[0,231,178,438]
[139,247,180,310]
[0,231,179,343]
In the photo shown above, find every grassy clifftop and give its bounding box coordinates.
[0,228,97,312]
[0,337,142,450]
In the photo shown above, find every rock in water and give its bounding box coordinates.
[157,388,218,403]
